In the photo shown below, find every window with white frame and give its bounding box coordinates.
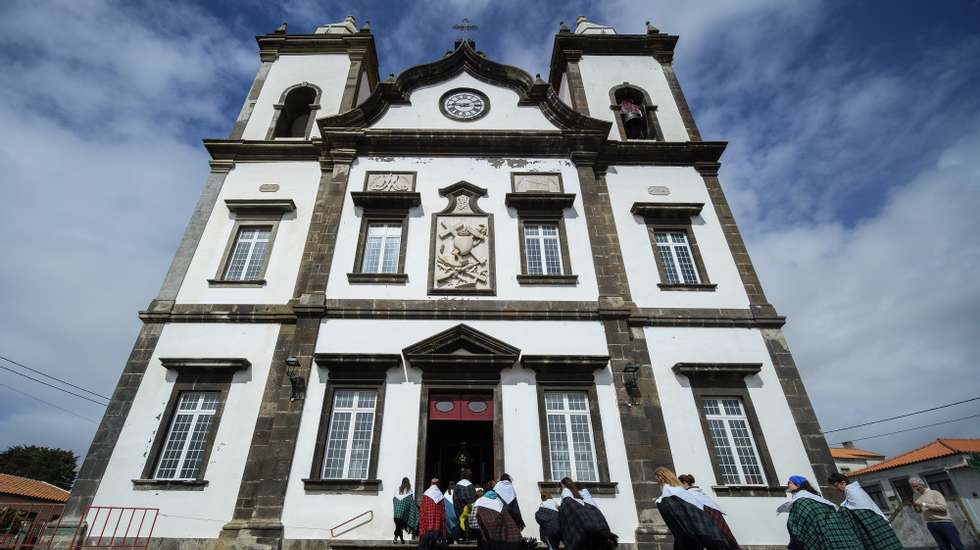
[155,392,221,480]
[524,223,563,275]
[544,391,598,481]
[361,223,402,274]
[223,225,272,281]
[654,231,699,284]
[322,390,377,479]
[702,397,766,485]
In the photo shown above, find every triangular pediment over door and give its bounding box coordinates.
[402,324,520,382]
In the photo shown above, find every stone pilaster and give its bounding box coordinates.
[562,50,591,116]
[656,54,702,142]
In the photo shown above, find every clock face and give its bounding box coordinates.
[441,89,489,121]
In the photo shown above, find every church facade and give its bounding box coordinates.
[64,15,836,550]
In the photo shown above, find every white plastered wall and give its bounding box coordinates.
[606,165,749,309]
[241,54,352,140]
[325,156,600,302]
[577,55,690,142]
[355,71,372,106]
[282,319,639,543]
[176,161,320,305]
[557,73,572,108]
[91,323,280,538]
[645,326,815,546]
[371,72,558,130]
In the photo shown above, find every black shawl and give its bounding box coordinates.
[558,497,618,550]
[505,498,526,531]
[656,495,735,550]
[535,507,561,542]
[454,482,478,515]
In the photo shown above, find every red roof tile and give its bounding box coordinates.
[0,473,70,503]
[848,438,980,477]
[830,447,885,460]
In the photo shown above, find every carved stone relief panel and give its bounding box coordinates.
[429,182,495,295]
[364,171,416,192]
[511,172,563,193]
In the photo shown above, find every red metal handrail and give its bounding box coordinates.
[329,510,373,538]
[0,503,64,549]
[71,506,159,549]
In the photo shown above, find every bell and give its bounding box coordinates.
[621,109,643,123]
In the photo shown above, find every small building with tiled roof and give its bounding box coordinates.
[0,473,70,505]
[830,441,885,474]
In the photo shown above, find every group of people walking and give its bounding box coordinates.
[391,470,617,549]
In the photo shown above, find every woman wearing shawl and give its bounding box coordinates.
[654,467,733,550]
[418,479,447,550]
[535,492,562,550]
[444,481,461,542]
[473,483,523,550]
[493,473,525,531]
[392,477,419,544]
[558,477,618,550]
[779,475,862,550]
[828,473,901,550]
[679,473,740,549]
[454,469,478,542]
[467,487,485,544]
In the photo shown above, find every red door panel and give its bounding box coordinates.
[429,393,493,422]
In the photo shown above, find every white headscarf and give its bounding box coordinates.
[494,479,517,504]
[456,479,472,487]
[424,483,444,504]
[842,482,887,518]
[538,497,560,512]
[655,484,704,510]
[474,492,504,513]
[688,486,725,514]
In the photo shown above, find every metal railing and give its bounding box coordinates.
[330,510,373,538]
[71,506,159,549]
[0,503,64,549]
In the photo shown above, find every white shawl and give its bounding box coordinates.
[424,484,444,504]
[394,490,412,501]
[579,487,597,507]
[456,479,473,487]
[777,490,836,514]
[561,487,585,505]
[538,498,560,512]
[842,482,887,518]
[655,484,704,510]
[494,480,517,504]
[689,486,725,514]
[474,494,504,513]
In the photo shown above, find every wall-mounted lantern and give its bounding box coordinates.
[285,356,306,402]
[622,363,641,403]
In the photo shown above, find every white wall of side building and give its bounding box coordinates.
[281,319,639,543]
[176,161,320,305]
[91,323,281,538]
[645,326,815,546]
[325,156,600,302]
[576,55,691,142]
[241,54,353,140]
[606,165,751,309]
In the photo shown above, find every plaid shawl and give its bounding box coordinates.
[705,506,740,549]
[840,507,902,550]
[656,495,735,550]
[787,497,863,550]
[558,497,618,550]
[393,494,419,532]
[476,507,523,550]
[419,494,447,538]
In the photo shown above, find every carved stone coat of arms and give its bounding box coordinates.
[429,182,495,295]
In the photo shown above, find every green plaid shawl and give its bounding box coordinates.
[787,497,863,550]
[393,494,419,532]
[841,507,902,550]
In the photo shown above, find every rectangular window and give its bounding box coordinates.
[655,231,700,284]
[223,225,272,281]
[891,478,914,503]
[862,482,889,511]
[923,472,958,498]
[524,223,563,275]
[361,223,402,274]
[322,390,377,479]
[702,398,766,485]
[544,391,598,482]
[154,392,221,480]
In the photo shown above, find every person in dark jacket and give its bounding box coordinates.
[535,491,562,550]
[454,468,478,542]
[557,477,617,550]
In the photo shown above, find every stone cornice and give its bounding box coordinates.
[630,202,703,219]
[204,139,319,162]
[521,355,610,383]
[158,357,251,374]
[255,32,378,67]
[548,33,680,88]
[313,353,401,382]
[671,362,763,377]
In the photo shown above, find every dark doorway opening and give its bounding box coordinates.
[424,392,495,487]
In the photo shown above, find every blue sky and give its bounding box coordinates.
[1,0,978,463]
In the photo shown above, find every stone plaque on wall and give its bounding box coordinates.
[364,171,416,192]
[511,172,563,193]
[429,181,495,295]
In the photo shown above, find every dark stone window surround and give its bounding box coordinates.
[209,199,296,288]
[522,355,617,495]
[304,353,399,493]
[673,362,786,497]
[133,358,251,490]
[608,83,665,142]
[506,172,578,286]
[632,202,716,292]
[348,171,419,284]
[264,82,323,141]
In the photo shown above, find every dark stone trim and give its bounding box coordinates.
[711,485,788,498]
[659,61,702,141]
[255,32,378,66]
[538,481,618,496]
[504,192,576,211]
[132,479,208,491]
[672,363,762,377]
[346,273,408,284]
[561,53,591,115]
[312,353,401,382]
[548,33,680,90]
[307,380,387,486]
[224,199,296,215]
[213,216,283,285]
[63,323,164,520]
[229,61,273,140]
[301,479,382,493]
[630,202,703,219]
[599,141,725,167]
[439,88,490,122]
[140,303,296,323]
[204,140,319,162]
[517,274,578,286]
[521,355,610,383]
[575,162,632,301]
[535,383,611,484]
[207,279,267,288]
[265,82,322,140]
[158,357,252,374]
[350,191,421,210]
[630,307,785,328]
[608,83,665,142]
[657,283,716,292]
[403,324,520,383]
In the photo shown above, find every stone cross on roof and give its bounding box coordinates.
[452,18,479,40]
